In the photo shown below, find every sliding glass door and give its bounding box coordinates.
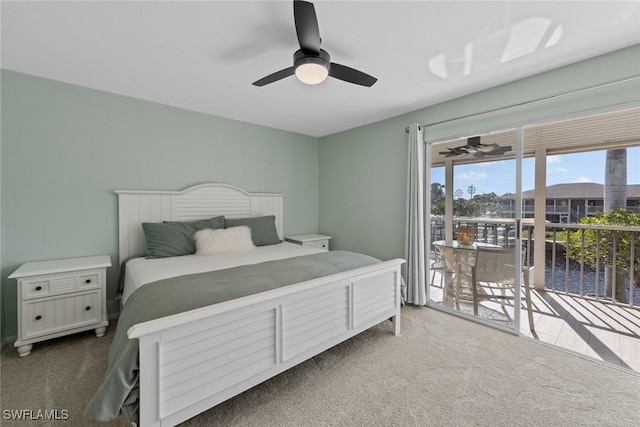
[425,128,524,334]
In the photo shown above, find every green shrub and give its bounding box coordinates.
[566,209,640,286]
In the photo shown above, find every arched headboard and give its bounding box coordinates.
[115,183,284,264]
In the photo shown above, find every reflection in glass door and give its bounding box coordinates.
[425,128,525,334]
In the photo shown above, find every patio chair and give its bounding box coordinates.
[471,247,535,331]
[430,250,446,288]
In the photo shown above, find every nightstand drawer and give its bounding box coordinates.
[285,234,331,251]
[22,269,102,300]
[23,279,50,299]
[78,272,99,288]
[21,290,103,340]
[303,240,329,250]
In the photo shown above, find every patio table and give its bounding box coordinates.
[433,240,500,309]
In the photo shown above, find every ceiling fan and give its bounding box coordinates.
[439,136,512,158]
[252,0,377,87]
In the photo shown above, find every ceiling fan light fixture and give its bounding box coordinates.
[294,48,330,85]
[295,61,329,84]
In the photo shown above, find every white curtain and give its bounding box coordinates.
[405,123,427,305]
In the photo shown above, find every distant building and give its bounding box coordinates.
[500,183,640,223]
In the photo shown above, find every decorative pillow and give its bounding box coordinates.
[163,216,225,230]
[195,226,256,256]
[224,215,281,246]
[142,216,225,258]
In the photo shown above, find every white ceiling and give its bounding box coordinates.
[2,1,639,137]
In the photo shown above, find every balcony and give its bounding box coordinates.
[428,218,640,372]
[502,203,638,220]
[523,289,639,371]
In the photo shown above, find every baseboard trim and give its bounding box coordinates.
[1,335,17,351]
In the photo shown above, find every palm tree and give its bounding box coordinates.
[603,148,628,303]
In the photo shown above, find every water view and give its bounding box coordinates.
[545,258,640,307]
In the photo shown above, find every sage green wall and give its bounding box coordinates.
[0,70,319,341]
[0,76,3,344]
[318,45,640,262]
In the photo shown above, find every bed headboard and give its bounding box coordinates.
[115,183,284,264]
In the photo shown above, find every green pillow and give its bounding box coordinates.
[224,215,281,246]
[142,216,225,258]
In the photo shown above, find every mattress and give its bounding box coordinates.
[122,241,325,304]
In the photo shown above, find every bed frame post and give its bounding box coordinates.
[138,333,161,427]
[392,313,401,337]
[392,272,402,336]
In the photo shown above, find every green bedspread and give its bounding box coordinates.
[84,250,384,422]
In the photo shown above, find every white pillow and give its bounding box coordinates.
[194,226,256,256]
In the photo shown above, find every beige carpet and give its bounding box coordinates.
[1,306,639,426]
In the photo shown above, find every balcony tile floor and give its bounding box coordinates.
[429,270,640,373]
[523,289,640,372]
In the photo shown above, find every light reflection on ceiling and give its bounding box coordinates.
[428,17,563,79]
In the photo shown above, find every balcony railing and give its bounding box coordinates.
[429,218,640,309]
[585,205,604,214]
[586,205,639,214]
[431,217,518,248]
[545,223,639,308]
[502,204,638,216]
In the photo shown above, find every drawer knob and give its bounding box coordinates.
[35,286,42,291]
[35,315,42,320]
[85,306,92,311]
[85,279,92,284]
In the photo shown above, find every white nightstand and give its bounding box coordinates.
[285,234,332,250]
[8,255,111,357]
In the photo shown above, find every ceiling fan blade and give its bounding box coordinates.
[440,147,468,157]
[252,67,295,86]
[294,0,321,54]
[476,143,501,153]
[484,145,512,155]
[329,63,377,87]
[474,145,512,156]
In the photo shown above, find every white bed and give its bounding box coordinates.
[112,183,405,427]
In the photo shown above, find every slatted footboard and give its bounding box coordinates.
[128,259,404,427]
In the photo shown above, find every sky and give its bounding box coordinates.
[431,146,640,198]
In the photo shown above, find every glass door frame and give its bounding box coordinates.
[424,126,524,335]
